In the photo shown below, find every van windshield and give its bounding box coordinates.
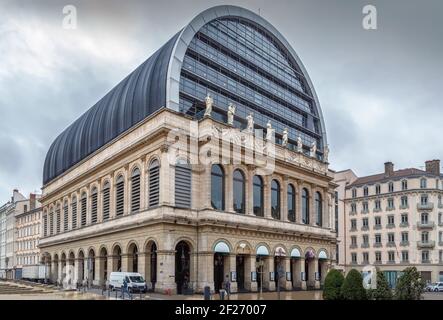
[129,276,145,283]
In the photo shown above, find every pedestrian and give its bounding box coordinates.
[122,277,128,298]
[224,275,231,300]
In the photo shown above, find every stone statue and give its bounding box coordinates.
[204,93,213,117]
[297,136,303,153]
[310,141,317,158]
[323,145,329,162]
[266,120,274,141]
[246,113,254,133]
[282,128,288,147]
[227,103,236,125]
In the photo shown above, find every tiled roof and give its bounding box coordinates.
[347,168,440,188]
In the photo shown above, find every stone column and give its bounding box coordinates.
[246,167,254,216]
[107,255,115,274]
[225,254,238,293]
[292,258,302,289]
[83,257,89,286]
[283,257,292,290]
[263,176,272,219]
[190,252,198,292]
[196,252,214,293]
[138,252,147,281]
[57,260,62,285]
[156,250,176,294]
[313,258,320,289]
[144,251,152,284]
[299,258,307,290]
[160,147,173,206]
[281,178,288,221]
[225,165,234,212]
[121,254,129,272]
[95,257,103,286]
[244,254,257,291]
[263,256,275,291]
[73,258,79,286]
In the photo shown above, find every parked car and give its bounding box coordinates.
[425,282,443,292]
[109,272,147,293]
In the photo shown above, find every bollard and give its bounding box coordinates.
[204,286,211,300]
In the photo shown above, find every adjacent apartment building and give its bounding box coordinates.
[38,5,337,293]
[335,160,443,287]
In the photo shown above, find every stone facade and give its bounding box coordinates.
[39,109,337,293]
[335,161,443,285]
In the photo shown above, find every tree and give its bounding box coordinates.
[323,269,345,300]
[341,269,367,300]
[371,271,393,300]
[394,267,425,300]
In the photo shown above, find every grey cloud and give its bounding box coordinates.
[0,0,442,202]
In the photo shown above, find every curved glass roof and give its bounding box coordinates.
[43,5,327,185]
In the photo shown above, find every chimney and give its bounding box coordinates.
[384,162,394,176]
[425,159,440,176]
[30,193,36,210]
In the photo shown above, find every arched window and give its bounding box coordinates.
[43,211,48,237]
[175,159,192,208]
[131,168,141,213]
[420,178,427,189]
[102,181,110,221]
[271,180,280,219]
[71,196,77,229]
[211,165,225,210]
[81,192,87,226]
[49,208,54,235]
[302,188,309,224]
[149,160,160,207]
[115,175,124,216]
[91,187,98,224]
[233,170,245,214]
[55,204,61,234]
[63,200,68,232]
[315,192,323,226]
[375,184,381,195]
[287,184,295,222]
[253,176,264,217]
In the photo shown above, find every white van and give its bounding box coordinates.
[109,272,147,293]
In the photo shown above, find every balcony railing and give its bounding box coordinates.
[386,206,395,211]
[387,241,396,247]
[374,224,382,230]
[373,208,382,213]
[416,221,435,229]
[399,204,409,210]
[361,226,369,231]
[361,243,370,248]
[417,203,434,210]
[386,223,395,229]
[417,240,435,249]
[399,222,409,228]
[373,242,382,248]
[350,244,357,249]
[400,241,409,247]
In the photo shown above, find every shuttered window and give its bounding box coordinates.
[56,206,61,234]
[49,211,54,235]
[131,168,141,213]
[149,160,160,207]
[175,161,191,208]
[43,214,48,237]
[116,176,124,216]
[81,193,87,226]
[63,201,68,231]
[71,197,77,229]
[91,188,98,224]
[102,182,110,221]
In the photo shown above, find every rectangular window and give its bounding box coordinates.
[363,235,369,244]
[422,251,429,262]
[351,219,357,230]
[363,252,369,263]
[351,253,357,263]
[375,234,381,243]
[388,215,395,225]
[402,251,409,262]
[375,252,382,262]
[387,198,394,209]
[421,195,428,205]
[388,251,395,262]
[375,216,381,226]
[351,236,357,245]
[388,233,395,243]
[402,232,409,242]
[375,200,381,210]
[362,218,369,227]
[401,214,408,224]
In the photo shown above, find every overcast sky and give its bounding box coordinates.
[0,0,442,203]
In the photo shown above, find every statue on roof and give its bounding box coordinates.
[204,93,213,118]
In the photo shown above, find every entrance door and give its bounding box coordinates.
[236,255,245,291]
[214,253,225,293]
[305,259,309,288]
[175,241,190,294]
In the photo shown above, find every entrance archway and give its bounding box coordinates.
[128,243,138,273]
[236,255,245,291]
[175,241,190,294]
[290,248,302,289]
[256,245,270,292]
[304,249,316,289]
[145,241,157,291]
[99,247,108,284]
[78,250,85,285]
[318,250,328,285]
[112,245,122,272]
[213,241,230,293]
[88,249,95,286]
